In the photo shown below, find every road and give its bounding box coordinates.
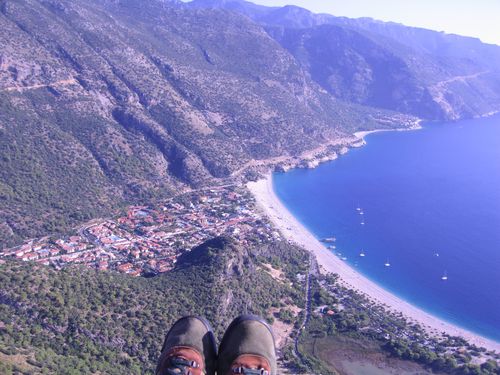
[2,78,78,93]
[429,70,489,116]
[293,254,319,371]
[430,70,489,91]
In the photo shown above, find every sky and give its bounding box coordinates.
[249,0,500,45]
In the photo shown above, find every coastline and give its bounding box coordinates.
[232,119,423,178]
[353,119,424,140]
[247,173,500,353]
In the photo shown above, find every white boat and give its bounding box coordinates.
[441,271,448,281]
[384,260,391,267]
[359,250,366,257]
[359,211,364,215]
[360,221,365,225]
[322,237,336,243]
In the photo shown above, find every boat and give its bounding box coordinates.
[441,271,448,281]
[360,221,365,225]
[384,260,391,267]
[328,245,336,250]
[322,237,336,243]
[359,211,364,215]
[359,250,365,257]
[341,256,347,261]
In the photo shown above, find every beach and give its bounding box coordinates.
[353,120,423,140]
[247,173,500,353]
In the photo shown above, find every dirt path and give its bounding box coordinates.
[429,71,489,117]
[2,78,78,93]
[431,70,489,90]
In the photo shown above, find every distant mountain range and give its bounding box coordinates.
[189,0,500,119]
[1,0,499,246]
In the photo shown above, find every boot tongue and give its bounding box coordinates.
[231,367,269,375]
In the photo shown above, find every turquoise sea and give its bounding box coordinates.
[273,114,500,342]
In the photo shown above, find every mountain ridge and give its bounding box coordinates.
[0,0,408,247]
[189,0,500,119]
[1,0,500,248]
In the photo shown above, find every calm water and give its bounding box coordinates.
[274,115,500,342]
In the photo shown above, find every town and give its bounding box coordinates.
[0,186,280,276]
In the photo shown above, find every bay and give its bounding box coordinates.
[273,114,500,342]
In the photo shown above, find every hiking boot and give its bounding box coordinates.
[218,315,277,375]
[156,316,217,375]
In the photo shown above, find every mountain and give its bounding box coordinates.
[1,2,500,373]
[2,0,500,248]
[0,237,309,374]
[189,0,500,120]
[3,236,497,374]
[188,0,275,17]
[0,0,401,248]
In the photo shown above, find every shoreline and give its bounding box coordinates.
[247,173,500,353]
[353,119,424,140]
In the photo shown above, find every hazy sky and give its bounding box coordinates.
[249,0,500,45]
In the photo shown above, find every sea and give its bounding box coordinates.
[273,114,500,342]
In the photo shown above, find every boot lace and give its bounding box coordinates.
[232,367,269,375]
[164,356,200,375]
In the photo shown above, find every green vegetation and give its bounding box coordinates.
[0,93,116,247]
[0,0,410,248]
[1,232,498,374]
[0,237,308,374]
[297,275,500,374]
[2,0,500,373]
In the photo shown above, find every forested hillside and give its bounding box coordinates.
[2,1,500,374]
[0,0,404,247]
[0,237,309,374]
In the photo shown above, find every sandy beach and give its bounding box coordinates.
[353,120,423,140]
[247,173,500,353]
